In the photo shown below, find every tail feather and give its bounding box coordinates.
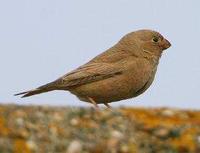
[14,88,49,98]
[15,81,58,98]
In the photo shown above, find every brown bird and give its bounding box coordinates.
[15,29,171,108]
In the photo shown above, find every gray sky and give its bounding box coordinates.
[1,0,200,108]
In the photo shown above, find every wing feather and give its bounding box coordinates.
[53,63,123,88]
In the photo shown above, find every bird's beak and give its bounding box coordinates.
[160,38,171,50]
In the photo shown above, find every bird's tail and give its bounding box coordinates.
[14,81,57,98]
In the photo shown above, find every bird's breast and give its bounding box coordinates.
[69,60,157,103]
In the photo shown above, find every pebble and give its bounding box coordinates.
[154,128,169,138]
[27,140,37,151]
[66,140,82,153]
[197,135,200,143]
[53,112,63,121]
[16,118,24,126]
[70,118,79,126]
[161,109,175,117]
[111,130,124,140]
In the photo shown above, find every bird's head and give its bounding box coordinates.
[119,29,171,57]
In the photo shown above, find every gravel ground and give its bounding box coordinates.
[0,104,200,153]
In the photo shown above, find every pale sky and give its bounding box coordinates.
[0,0,200,108]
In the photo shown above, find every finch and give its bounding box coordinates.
[15,29,171,107]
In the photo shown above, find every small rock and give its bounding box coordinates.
[154,128,170,139]
[53,112,63,121]
[161,109,175,117]
[16,118,24,127]
[111,130,124,140]
[107,131,124,151]
[27,140,37,151]
[70,118,79,126]
[120,144,129,152]
[66,140,82,153]
[197,135,200,143]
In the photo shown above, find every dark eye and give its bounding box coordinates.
[152,36,159,43]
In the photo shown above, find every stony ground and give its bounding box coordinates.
[0,104,200,153]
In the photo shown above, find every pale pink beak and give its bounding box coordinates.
[160,39,171,50]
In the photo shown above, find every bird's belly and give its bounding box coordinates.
[69,71,150,103]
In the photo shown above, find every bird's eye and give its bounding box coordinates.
[152,36,159,43]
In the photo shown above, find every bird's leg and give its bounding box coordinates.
[104,103,112,109]
[88,97,99,109]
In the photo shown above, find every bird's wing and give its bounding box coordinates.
[53,62,123,88]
